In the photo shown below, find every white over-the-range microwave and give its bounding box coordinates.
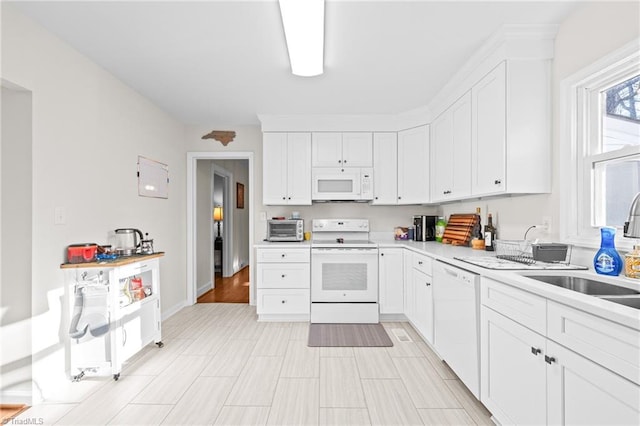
[312,167,373,201]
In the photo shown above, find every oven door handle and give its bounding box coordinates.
[312,248,378,253]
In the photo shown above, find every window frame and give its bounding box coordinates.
[560,39,640,251]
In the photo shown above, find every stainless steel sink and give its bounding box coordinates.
[600,296,640,309]
[525,275,640,296]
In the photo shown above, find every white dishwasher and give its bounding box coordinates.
[433,260,480,398]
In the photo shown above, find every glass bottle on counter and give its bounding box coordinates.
[625,244,640,279]
[593,227,623,276]
[484,213,497,251]
[471,207,485,250]
[435,217,446,242]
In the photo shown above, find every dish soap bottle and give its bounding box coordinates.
[593,226,623,276]
[624,244,640,279]
[435,217,446,242]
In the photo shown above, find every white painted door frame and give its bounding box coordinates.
[187,152,254,306]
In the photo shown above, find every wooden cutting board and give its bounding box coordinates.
[442,214,478,246]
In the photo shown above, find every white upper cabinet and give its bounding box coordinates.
[259,26,554,203]
[397,125,430,204]
[431,91,472,202]
[372,132,398,204]
[263,132,312,205]
[472,62,507,195]
[471,59,551,197]
[312,132,373,168]
[311,132,342,167]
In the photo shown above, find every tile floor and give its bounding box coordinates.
[14,303,493,425]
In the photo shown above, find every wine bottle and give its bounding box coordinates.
[475,207,483,239]
[484,213,497,251]
[471,207,484,249]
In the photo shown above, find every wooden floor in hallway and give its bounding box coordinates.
[198,266,250,303]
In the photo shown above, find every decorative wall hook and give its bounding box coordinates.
[202,130,236,146]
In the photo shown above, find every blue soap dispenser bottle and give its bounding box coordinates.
[594,226,623,276]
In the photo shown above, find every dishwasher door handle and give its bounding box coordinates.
[444,268,459,278]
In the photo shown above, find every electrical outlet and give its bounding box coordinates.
[541,216,551,233]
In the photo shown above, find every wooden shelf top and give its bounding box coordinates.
[60,252,165,269]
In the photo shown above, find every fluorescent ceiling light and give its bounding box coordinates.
[278,0,325,77]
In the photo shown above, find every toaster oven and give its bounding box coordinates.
[267,219,304,242]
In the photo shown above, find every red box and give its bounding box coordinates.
[67,244,97,264]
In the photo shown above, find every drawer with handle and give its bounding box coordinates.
[257,263,310,289]
[257,248,310,263]
[412,252,432,275]
[257,289,310,315]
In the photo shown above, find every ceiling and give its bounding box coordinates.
[11,1,582,126]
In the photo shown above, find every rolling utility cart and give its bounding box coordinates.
[61,254,164,381]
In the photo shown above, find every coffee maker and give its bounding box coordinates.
[413,215,438,241]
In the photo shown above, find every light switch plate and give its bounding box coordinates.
[54,207,66,225]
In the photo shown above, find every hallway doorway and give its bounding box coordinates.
[186,152,255,307]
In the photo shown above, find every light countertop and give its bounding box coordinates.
[373,237,640,330]
[254,237,640,328]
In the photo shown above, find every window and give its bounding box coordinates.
[592,74,640,228]
[562,41,640,248]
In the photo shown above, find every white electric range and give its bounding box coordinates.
[310,219,379,323]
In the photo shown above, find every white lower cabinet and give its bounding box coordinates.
[481,277,640,426]
[378,248,404,315]
[481,306,547,425]
[403,251,433,344]
[256,247,310,321]
[412,268,433,344]
[546,340,640,426]
[403,251,415,322]
[257,289,310,316]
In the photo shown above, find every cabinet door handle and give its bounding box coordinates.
[494,179,502,185]
[281,274,286,278]
[281,299,286,304]
[531,347,542,356]
[281,254,286,258]
[375,196,378,200]
[288,197,291,200]
[282,196,286,200]
[545,355,556,364]
[398,196,402,200]
[343,160,347,164]
[418,261,423,265]
[381,253,384,257]
[426,282,431,286]
[338,160,342,164]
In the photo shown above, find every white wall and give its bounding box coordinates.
[1,85,33,402]
[1,5,186,402]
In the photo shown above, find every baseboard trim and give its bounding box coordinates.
[197,281,213,297]
[161,300,188,322]
[0,390,32,405]
[380,313,408,321]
